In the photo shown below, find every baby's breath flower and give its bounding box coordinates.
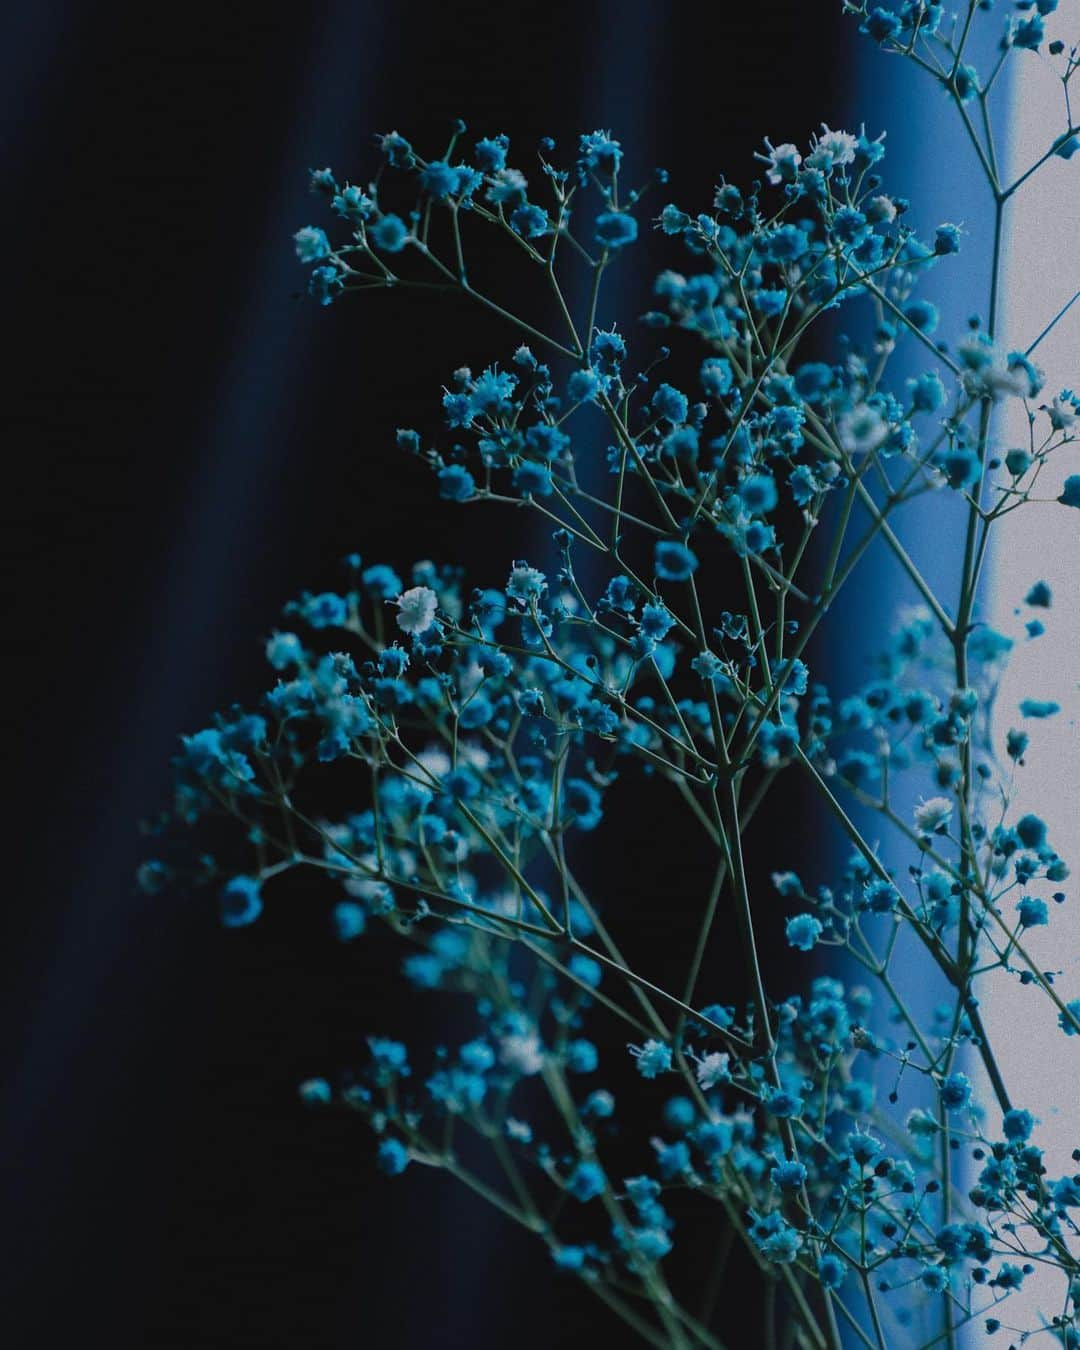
[396,585,439,635]
[695,1052,730,1089]
[629,1039,673,1078]
[914,796,953,836]
[785,914,823,951]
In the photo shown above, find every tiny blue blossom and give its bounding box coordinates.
[294,226,331,263]
[630,1039,672,1078]
[594,211,637,249]
[220,875,263,927]
[376,1138,410,1176]
[371,213,409,252]
[654,541,698,582]
[785,914,823,952]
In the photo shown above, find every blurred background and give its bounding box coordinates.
[2,3,870,1345]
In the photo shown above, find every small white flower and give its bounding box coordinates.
[415,746,451,778]
[806,124,858,172]
[838,403,889,456]
[914,795,953,835]
[455,741,491,770]
[499,1033,545,1077]
[395,584,438,635]
[866,194,897,224]
[696,1052,731,1090]
[757,138,802,186]
[1045,395,1077,431]
[343,877,394,911]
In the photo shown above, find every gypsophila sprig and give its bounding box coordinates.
[146,13,1080,1347]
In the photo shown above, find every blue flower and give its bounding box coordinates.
[566,1039,599,1073]
[862,6,902,42]
[420,160,460,199]
[762,1086,802,1118]
[934,223,962,256]
[459,1039,495,1073]
[909,371,945,412]
[659,204,691,235]
[661,1096,695,1133]
[578,130,623,177]
[1002,1108,1034,1142]
[818,1254,847,1290]
[938,448,979,489]
[940,1072,971,1111]
[308,265,343,306]
[655,541,698,582]
[438,464,476,501]
[630,1039,672,1078]
[376,1138,410,1176]
[846,1129,882,1166]
[362,563,403,598]
[1017,896,1048,928]
[752,287,788,317]
[378,131,413,167]
[331,185,374,221]
[654,1139,691,1179]
[739,473,778,516]
[785,914,823,951]
[700,358,734,399]
[567,1160,605,1201]
[639,601,675,640]
[471,366,517,415]
[221,875,263,927]
[564,778,603,831]
[764,222,811,259]
[513,461,553,496]
[1058,999,1080,1035]
[594,211,638,249]
[294,226,331,263]
[920,1265,949,1293]
[371,213,409,253]
[266,631,304,670]
[473,134,509,172]
[298,1077,332,1106]
[748,1210,802,1263]
[568,953,602,987]
[579,700,618,735]
[903,298,940,334]
[299,591,347,628]
[332,901,366,941]
[862,878,899,913]
[590,328,626,373]
[308,167,337,196]
[1058,475,1080,508]
[511,203,549,238]
[525,424,570,460]
[1024,580,1052,608]
[1019,699,1059,719]
[651,383,688,424]
[770,1159,807,1190]
[567,369,601,403]
[1011,13,1044,50]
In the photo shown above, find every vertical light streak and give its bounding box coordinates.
[984,8,1080,1333]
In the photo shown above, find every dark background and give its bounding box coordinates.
[3,3,848,1345]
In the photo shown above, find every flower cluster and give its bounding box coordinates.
[149,8,1080,1346]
